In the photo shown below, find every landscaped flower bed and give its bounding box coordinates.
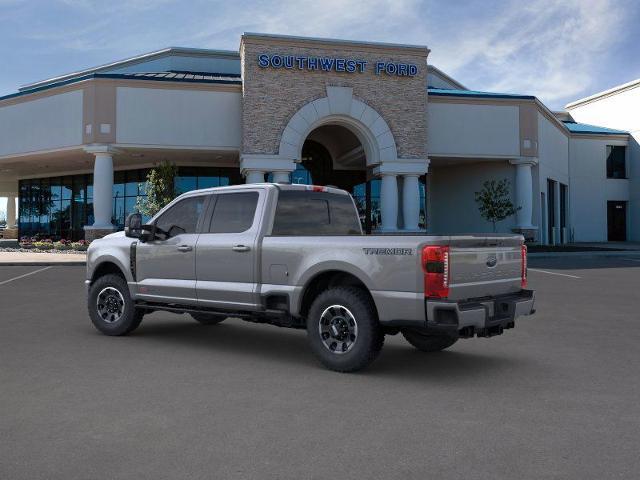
[0,237,92,254]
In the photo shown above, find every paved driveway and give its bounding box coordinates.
[1,257,639,479]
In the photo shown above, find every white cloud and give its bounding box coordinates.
[426,0,628,107]
[3,0,635,109]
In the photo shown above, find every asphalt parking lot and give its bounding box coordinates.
[1,257,639,479]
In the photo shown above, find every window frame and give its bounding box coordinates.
[204,190,261,235]
[269,190,362,237]
[606,145,627,179]
[152,194,210,238]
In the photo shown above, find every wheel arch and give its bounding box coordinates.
[90,259,129,284]
[297,269,378,320]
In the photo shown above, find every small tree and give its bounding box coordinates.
[474,179,519,232]
[136,161,178,217]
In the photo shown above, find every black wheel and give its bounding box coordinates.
[306,287,384,372]
[401,329,458,352]
[88,274,143,336]
[190,313,226,325]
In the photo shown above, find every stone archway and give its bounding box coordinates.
[278,86,398,166]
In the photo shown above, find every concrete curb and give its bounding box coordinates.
[529,251,640,259]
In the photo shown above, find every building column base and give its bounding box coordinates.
[1,228,18,240]
[84,226,116,242]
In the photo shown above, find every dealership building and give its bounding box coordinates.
[0,33,637,242]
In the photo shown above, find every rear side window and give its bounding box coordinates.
[272,190,361,236]
[209,192,258,233]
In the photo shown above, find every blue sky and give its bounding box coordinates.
[1,0,639,108]
[1,0,639,215]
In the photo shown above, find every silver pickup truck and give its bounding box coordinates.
[86,183,535,372]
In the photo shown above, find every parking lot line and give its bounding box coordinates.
[528,268,581,279]
[0,266,52,286]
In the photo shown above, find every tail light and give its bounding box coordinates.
[521,244,528,288]
[422,246,450,299]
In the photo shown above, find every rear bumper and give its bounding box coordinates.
[424,289,535,337]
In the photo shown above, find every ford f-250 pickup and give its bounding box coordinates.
[86,183,535,372]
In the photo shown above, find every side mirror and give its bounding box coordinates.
[124,213,143,238]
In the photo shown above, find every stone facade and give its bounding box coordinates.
[240,34,429,161]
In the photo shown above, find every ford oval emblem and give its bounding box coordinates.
[486,255,498,268]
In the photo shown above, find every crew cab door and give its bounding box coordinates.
[135,195,208,305]
[196,189,263,310]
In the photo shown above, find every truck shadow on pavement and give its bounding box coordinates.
[123,316,527,380]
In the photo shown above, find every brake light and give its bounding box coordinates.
[305,185,327,192]
[422,246,450,299]
[521,244,528,288]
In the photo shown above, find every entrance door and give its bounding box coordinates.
[547,179,556,244]
[607,201,627,241]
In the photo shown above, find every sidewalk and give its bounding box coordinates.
[0,252,86,266]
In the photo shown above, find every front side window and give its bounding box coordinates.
[606,145,626,179]
[209,192,259,234]
[155,196,206,238]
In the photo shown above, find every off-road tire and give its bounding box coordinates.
[401,329,458,352]
[190,313,227,325]
[88,274,144,336]
[306,287,384,372]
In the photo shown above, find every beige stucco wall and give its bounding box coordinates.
[240,35,429,160]
[0,90,83,157]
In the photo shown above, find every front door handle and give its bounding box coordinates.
[177,245,193,252]
[232,245,250,252]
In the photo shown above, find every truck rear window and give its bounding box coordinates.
[271,190,362,236]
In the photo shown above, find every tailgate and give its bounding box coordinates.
[447,236,523,300]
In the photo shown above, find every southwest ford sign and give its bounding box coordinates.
[257,54,418,77]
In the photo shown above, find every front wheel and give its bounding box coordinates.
[401,329,458,352]
[306,287,384,372]
[88,274,144,336]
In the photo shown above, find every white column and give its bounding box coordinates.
[6,195,17,228]
[92,152,114,228]
[380,174,398,232]
[402,174,420,231]
[272,171,290,184]
[245,170,265,184]
[510,158,536,229]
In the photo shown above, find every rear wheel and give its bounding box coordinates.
[306,287,384,372]
[190,313,226,325]
[88,274,143,336]
[401,329,457,352]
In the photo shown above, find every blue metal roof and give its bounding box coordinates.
[562,121,628,135]
[428,87,535,100]
[0,71,242,102]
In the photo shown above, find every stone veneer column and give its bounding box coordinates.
[84,145,117,241]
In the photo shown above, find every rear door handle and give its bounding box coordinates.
[177,245,193,252]
[232,245,250,252]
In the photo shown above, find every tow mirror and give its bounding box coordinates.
[124,213,143,238]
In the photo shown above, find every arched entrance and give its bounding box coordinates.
[293,123,382,233]
[245,86,429,232]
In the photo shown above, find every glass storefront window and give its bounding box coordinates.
[19,167,243,240]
